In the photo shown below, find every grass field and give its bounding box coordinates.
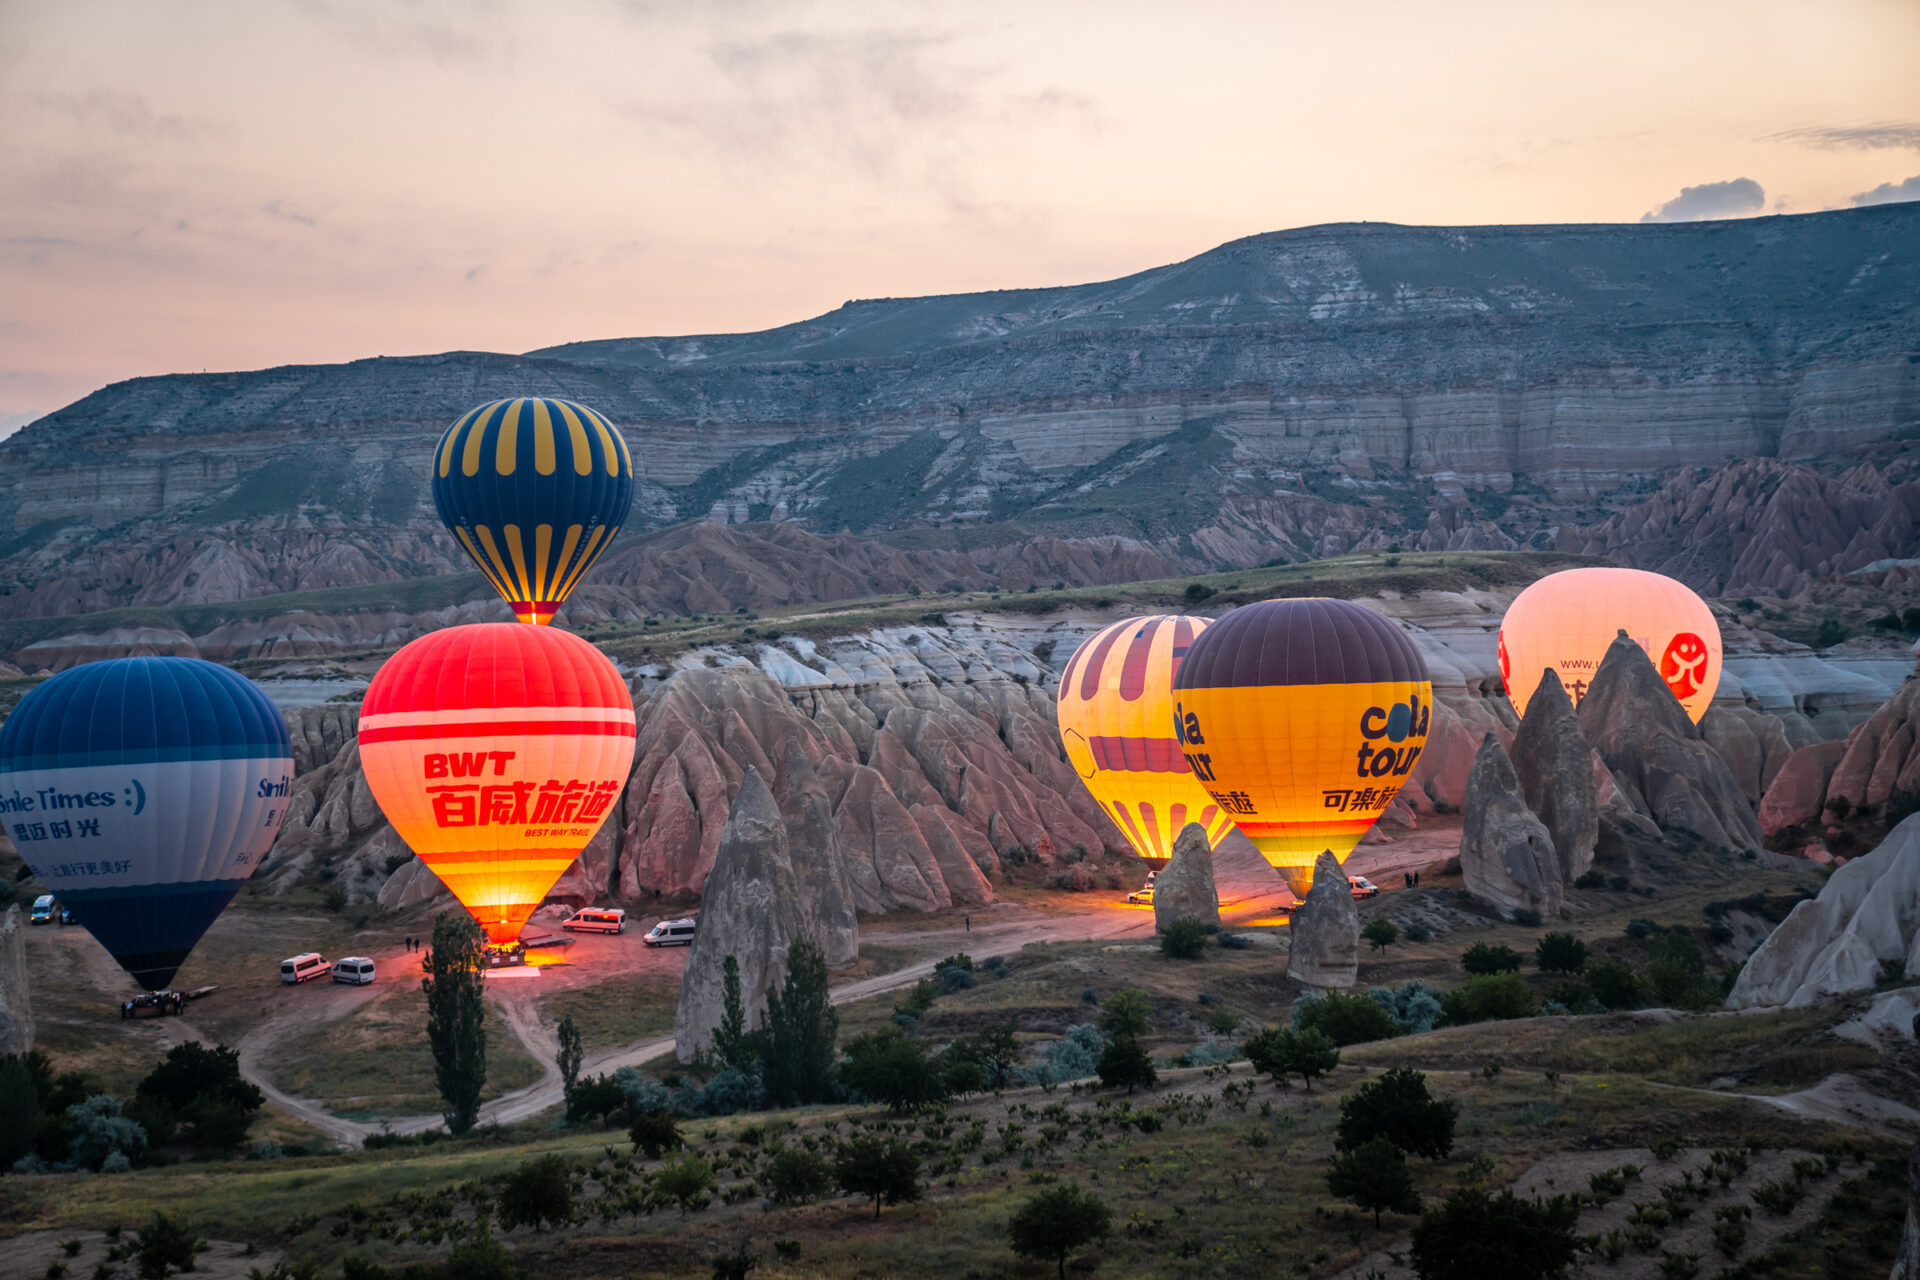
[537,976,678,1053]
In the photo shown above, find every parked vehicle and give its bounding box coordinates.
[280,952,332,984]
[29,894,56,925]
[642,918,697,948]
[1348,876,1381,900]
[332,956,376,985]
[563,907,627,934]
[1126,886,1154,905]
[122,990,184,1019]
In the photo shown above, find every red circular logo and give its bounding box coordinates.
[1660,631,1710,701]
[1497,630,1511,687]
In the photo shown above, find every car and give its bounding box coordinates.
[563,907,627,934]
[1348,876,1380,900]
[280,952,332,984]
[642,918,697,948]
[1126,886,1154,905]
[28,894,56,925]
[332,956,377,985]
[121,990,186,1019]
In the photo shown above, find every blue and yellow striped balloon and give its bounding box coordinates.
[432,398,635,625]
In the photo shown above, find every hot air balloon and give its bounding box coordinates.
[1056,615,1234,868]
[0,658,293,992]
[433,397,635,625]
[1498,567,1721,723]
[1170,598,1431,897]
[357,624,636,945]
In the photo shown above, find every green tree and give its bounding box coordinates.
[653,1154,718,1215]
[422,910,489,1134]
[833,1134,922,1219]
[496,1154,573,1232]
[970,1020,1021,1090]
[555,1014,583,1099]
[711,955,765,1076]
[1460,942,1524,975]
[1096,1035,1157,1093]
[1327,1136,1422,1227]
[1295,990,1400,1046]
[1584,961,1640,1009]
[564,1074,625,1128]
[762,938,838,1107]
[1159,919,1211,959]
[628,1110,681,1160]
[1097,989,1154,1039]
[1440,973,1535,1025]
[1244,1026,1341,1091]
[764,1146,835,1206]
[136,1041,264,1150]
[443,1217,519,1280]
[1362,917,1400,955]
[133,1212,202,1280]
[1336,1067,1458,1160]
[1533,933,1587,974]
[1008,1183,1112,1280]
[1408,1188,1580,1280]
[837,1025,951,1112]
[0,1054,37,1169]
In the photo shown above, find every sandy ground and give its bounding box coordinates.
[0,1232,280,1280]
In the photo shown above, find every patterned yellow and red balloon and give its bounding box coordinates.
[1056,615,1234,868]
[358,624,636,944]
[1498,567,1721,723]
[1170,599,1432,897]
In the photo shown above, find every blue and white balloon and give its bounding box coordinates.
[0,658,292,991]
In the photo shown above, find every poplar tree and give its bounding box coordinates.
[422,911,488,1134]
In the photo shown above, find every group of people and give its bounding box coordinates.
[121,990,186,1018]
[1403,871,1422,888]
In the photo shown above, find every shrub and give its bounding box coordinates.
[1748,1178,1805,1216]
[1544,980,1591,1010]
[1585,961,1641,1009]
[1019,1024,1104,1088]
[0,1054,35,1170]
[1294,989,1400,1045]
[1327,1136,1422,1228]
[1243,1027,1340,1091]
[1460,942,1524,975]
[564,1074,626,1127]
[834,1135,922,1219]
[1534,932,1587,973]
[1097,989,1154,1038]
[1009,1183,1112,1279]
[764,1146,835,1206]
[1096,1036,1157,1093]
[934,964,975,994]
[653,1154,718,1215]
[495,1154,573,1232]
[1440,973,1535,1025]
[838,1025,951,1112]
[628,1110,680,1160]
[133,1213,202,1280]
[1574,870,1607,889]
[443,1218,518,1280]
[64,1096,148,1171]
[1510,908,1543,928]
[1403,921,1432,943]
[1362,918,1400,954]
[1408,1188,1580,1280]
[137,1041,264,1150]
[1336,1068,1457,1159]
[1183,583,1217,603]
[936,953,974,972]
[1371,982,1444,1034]
[1159,918,1212,959]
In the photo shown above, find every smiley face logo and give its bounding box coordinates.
[1660,631,1710,701]
[1497,630,1511,687]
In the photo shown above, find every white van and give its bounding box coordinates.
[642,918,696,948]
[332,956,376,985]
[280,953,331,984]
[29,894,56,925]
[564,907,626,934]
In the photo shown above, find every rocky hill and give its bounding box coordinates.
[1,204,1915,617]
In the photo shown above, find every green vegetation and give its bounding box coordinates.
[1157,918,1211,959]
[1294,989,1401,1046]
[1362,916,1400,954]
[1243,1026,1340,1091]
[1533,931,1587,973]
[1409,1187,1580,1280]
[1327,1136,1421,1228]
[833,1133,922,1219]
[1336,1068,1457,1160]
[1461,941,1525,975]
[1008,1183,1112,1279]
[422,911,489,1134]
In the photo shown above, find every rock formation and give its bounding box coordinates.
[674,769,813,1063]
[1460,733,1563,919]
[1727,813,1920,1009]
[1821,678,1920,818]
[1757,740,1849,837]
[1153,824,1221,931]
[1287,850,1358,989]
[1700,706,1795,806]
[1509,669,1597,885]
[0,903,31,1053]
[1894,1142,1920,1280]
[1578,632,1762,852]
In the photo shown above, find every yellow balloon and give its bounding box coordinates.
[1056,615,1235,867]
[1499,567,1721,723]
[1171,599,1432,897]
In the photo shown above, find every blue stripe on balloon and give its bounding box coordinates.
[0,744,293,772]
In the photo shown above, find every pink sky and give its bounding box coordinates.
[3,0,1917,431]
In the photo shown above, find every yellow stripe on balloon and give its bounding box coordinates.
[532,524,553,604]
[494,399,522,476]
[461,402,494,477]
[550,524,583,595]
[474,526,519,599]
[440,403,486,478]
[504,524,533,602]
[454,527,513,601]
[532,400,557,476]
[555,401,592,476]
[552,524,606,601]
[581,405,622,477]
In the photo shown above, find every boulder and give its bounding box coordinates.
[1287,850,1358,989]
[1757,740,1848,837]
[1153,823,1221,930]
[0,904,31,1053]
[1509,669,1597,885]
[1578,631,1762,852]
[1727,812,1920,1009]
[1460,733,1563,919]
[675,768,811,1063]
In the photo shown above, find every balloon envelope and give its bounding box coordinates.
[358,624,636,944]
[1056,615,1233,867]
[1498,567,1721,723]
[432,397,635,625]
[1171,598,1432,897]
[0,658,293,991]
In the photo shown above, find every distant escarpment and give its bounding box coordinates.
[0,204,1915,615]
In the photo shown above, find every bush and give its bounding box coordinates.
[1328,1136,1422,1227]
[1510,908,1542,928]
[183,1098,253,1152]
[834,1134,921,1219]
[1159,919,1211,960]
[680,1067,763,1117]
[838,1025,951,1112]
[1183,583,1217,603]
[496,1154,572,1231]
[443,1218,518,1280]
[1294,989,1401,1045]
[612,1067,675,1118]
[629,1111,680,1160]
[1336,1068,1457,1159]
[764,1146,835,1206]
[564,1074,626,1127]
[1018,1024,1104,1088]
[1243,1027,1339,1091]
[1009,1183,1112,1279]
[1362,918,1400,954]
[1096,1035,1157,1093]
[1409,1188,1580,1280]
[933,963,975,994]
[653,1154,718,1215]
[137,1041,263,1150]
[1371,982,1445,1034]
[1585,961,1641,1009]
[1097,989,1153,1039]
[1534,932,1587,973]
[133,1212,201,1280]
[1460,942,1524,975]
[1403,921,1432,943]
[1440,973,1535,1025]
[64,1096,148,1171]
[1544,980,1591,1010]
[1574,870,1607,890]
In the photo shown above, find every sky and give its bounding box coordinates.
[3,0,1918,433]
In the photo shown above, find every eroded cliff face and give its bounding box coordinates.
[1,205,1914,615]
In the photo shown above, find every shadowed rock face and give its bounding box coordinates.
[0,904,32,1054]
[1460,733,1562,919]
[674,769,813,1063]
[1153,824,1221,931]
[1288,850,1358,990]
[1509,669,1597,885]
[1821,678,1920,818]
[1728,813,1920,1009]
[1579,632,1762,852]
[1757,740,1849,838]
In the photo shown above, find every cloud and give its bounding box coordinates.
[1770,121,1920,151]
[1640,177,1765,223]
[263,201,317,226]
[1850,173,1920,207]
[30,90,201,140]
